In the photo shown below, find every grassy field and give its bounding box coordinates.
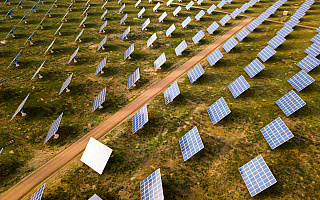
[1,0,320,199]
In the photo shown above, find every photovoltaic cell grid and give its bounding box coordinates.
[244,58,265,78]
[119,3,125,13]
[132,105,148,134]
[175,40,187,56]
[7,50,22,69]
[267,35,286,49]
[164,81,180,105]
[311,33,320,44]
[207,49,223,66]
[261,117,294,149]
[138,7,145,18]
[124,43,134,60]
[96,56,107,75]
[98,36,107,50]
[99,21,108,33]
[159,12,167,23]
[188,63,204,83]
[29,184,45,200]
[192,30,205,44]
[44,112,63,144]
[217,0,226,8]
[288,70,314,92]
[207,97,231,125]
[88,194,102,200]
[140,169,164,200]
[122,26,130,40]
[291,12,305,20]
[182,16,191,28]
[304,43,320,57]
[166,24,176,37]
[284,18,300,28]
[59,73,73,95]
[195,10,205,21]
[147,33,157,47]
[239,155,277,197]
[154,53,166,71]
[219,14,231,26]
[276,26,293,38]
[173,6,181,16]
[127,68,140,89]
[153,2,160,12]
[11,93,30,120]
[230,8,241,19]
[68,47,79,64]
[179,126,204,161]
[135,0,141,8]
[223,37,238,52]
[246,19,262,32]
[316,27,320,33]
[276,90,306,116]
[207,4,216,14]
[240,3,249,12]
[297,55,320,72]
[257,45,276,62]
[228,75,250,98]
[236,27,250,41]
[120,13,127,25]
[207,21,219,34]
[92,88,106,112]
[186,1,194,10]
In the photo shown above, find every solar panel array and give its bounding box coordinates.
[179,126,204,161]
[276,26,293,38]
[142,18,150,30]
[11,93,30,120]
[239,155,277,197]
[207,49,223,66]
[96,56,107,75]
[147,33,157,47]
[304,43,320,57]
[284,18,300,28]
[195,10,205,21]
[159,11,167,23]
[267,35,286,49]
[187,63,204,83]
[138,7,145,18]
[127,68,140,89]
[182,16,191,28]
[192,30,205,44]
[44,112,63,144]
[124,43,134,60]
[219,14,231,26]
[92,88,106,112]
[261,117,294,149]
[228,75,250,98]
[98,35,107,51]
[244,58,265,78]
[217,0,226,9]
[29,184,46,200]
[132,105,148,134]
[223,37,238,52]
[288,70,315,92]
[207,97,231,125]
[257,45,276,62]
[186,1,194,10]
[154,53,166,71]
[140,169,164,200]
[122,26,130,40]
[236,27,250,41]
[68,47,79,64]
[246,19,261,32]
[297,55,320,72]
[166,24,176,37]
[276,90,306,116]
[207,21,219,34]
[164,81,180,105]
[153,2,160,12]
[311,33,320,44]
[175,40,187,56]
[173,6,181,16]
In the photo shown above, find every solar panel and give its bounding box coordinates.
[316,27,320,33]
[304,43,320,57]
[223,37,238,52]
[291,12,305,20]
[82,5,90,15]
[132,105,148,134]
[284,18,300,28]
[142,18,150,30]
[122,26,130,40]
[267,35,286,49]
[80,15,87,27]
[207,49,223,66]
[230,8,241,19]
[89,194,102,200]
[192,30,205,44]
[92,88,106,112]
[147,33,157,47]
[98,35,107,51]
[239,155,277,197]
[195,10,205,21]
[11,93,30,120]
[54,23,64,35]
[128,68,140,89]
[7,50,22,68]
[59,73,73,95]
[67,2,73,11]
[173,6,181,16]
[0,148,3,155]
[297,55,320,72]
[124,43,134,60]
[217,0,226,9]
[164,81,180,105]
[101,9,108,20]
[138,7,145,18]
[19,12,29,24]
[68,47,79,64]
[46,5,53,17]
[197,0,203,5]
[276,90,306,116]
[207,21,219,34]
[154,53,166,71]
[219,14,231,26]
[36,17,46,30]
[311,33,320,44]
[140,169,164,200]
[179,126,204,161]
[99,20,108,33]
[186,1,194,10]
[159,12,167,23]
[166,24,176,37]
[29,184,45,200]
[81,137,113,174]
[61,10,69,22]
[207,97,231,125]
[102,1,108,10]
[135,0,141,8]
[276,26,293,38]
[182,16,191,28]
[118,0,121,4]
[5,8,14,18]
[257,45,276,62]
[31,60,46,80]
[44,38,56,54]
[288,70,314,92]
[244,58,265,78]
[235,27,250,41]
[24,31,35,45]
[74,29,84,42]
[120,13,127,25]
[85,0,90,7]
[17,0,23,8]
[119,3,125,13]
[96,56,107,75]
[149,0,152,3]
[153,2,160,12]
[188,63,204,83]
[228,75,250,98]
[175,40,187,56]
[207,4,216,14]
[166,0,173,6]
[239,3,249,13]
[44,112,63,144]
[246,19,262,32]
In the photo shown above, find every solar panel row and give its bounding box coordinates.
[207,97,231,125]
[288,70,314,92]
[235,27,250,41]
[257,45,276,62]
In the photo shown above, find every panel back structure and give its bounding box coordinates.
[140,169,164,200]
[179,126,204,161]
[175,40,187,56]
[164,81,180,105]
[154,53,166,71]
[257,45,276,62]
[207,49,223,66]
[244,58,265,78]
[11,93,30,120]
[44,112,63,144]
[223,37,238,52]
[236,27,250,41]
[219,14,231,26]
[207,97,231,125]
[187,63,204,83]
[192,30,205,44]
[186,1,194,10]
[276,90,306,116]
[29,184,46,200]
[228,75,250,98]
[132,105,148,134]
[92,88,106,112]
[127,68,140,89]
[288,70,314,92]
[207,21,219,34]
[297,55,320,72]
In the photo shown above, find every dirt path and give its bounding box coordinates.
[0,17,254,200]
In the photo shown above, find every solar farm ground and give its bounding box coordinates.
[0,0,320,199]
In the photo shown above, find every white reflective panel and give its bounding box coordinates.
[98,35,107,50]
[44,112,63,144]
[207,21,219,34]
[257,45,276,62]
[138,7,145,18]
[175,40,187,56]
[154,53,166,71]
[217,0,226,9]
[192,30,205,44]
[96,56,107,75]
[276,90,306,116]
[132,105,148,134]
[147,33,157,47]
[74,29,84,42]
[92,88,106,112]
[68,47,80,64]
[235,27,250,41]
[207,97,231,125]
[99,20,108,33]
[195,10,205,21]
[142,18,150,30]
[166,24,176,37]
[135,0,141,8]
[288,70,314,92]
[173,6,181,16]
[11,93,30,120]
[31,60,46,80]
[186,1,194,10]
[228,75,250,98]
[44,38,56,54]
[120,13,127,25]
[244,58,265,78]
[222,37,238,52]
[153,2,160,12]
[88,194,103,200]
[100,9,108,20]
[207,4,216,14]
[127,68,140,89]
[207,49,223,66]
[119,3,125,13]
[267,35,286,49]
[163,81,180,105]
[122,26,130,40]
[230,8,241,19]
[182,16,191,28]
[188,63,204,83]
[140,169,164,200]
[219,14,231,26]
[159,11,167,23]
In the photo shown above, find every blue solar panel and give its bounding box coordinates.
[7,50,22,68]
[92,88,106,112]
[230,8,241,19]
[6,25,17,38]
[154,53,166,71]
[182,16,191,28]
[239,155,277,197]
[257,45,276,62]
[288,70,314,92]
[29,184,45,200]
[44,112,63,144]
[276,90,306,116]
[284,18,299,28]
[195,10,205,21]
[186,1,194,10]
[153,2,160,12]
[164,81,180,105]
[316,27,320,33]
[207,4,216,14]
[239,3,249,13]
[20,12,29,24]
[132,105,148,134]
[311,33,320,44]
[207,21,219,34]
[175,40,187,56]
[188,63,204,83]
[246,19,262,32]
[228,75,250,98]
[219,14,231,26]
[267,35,286,49]
[304,43,320,57]
[98,35,107,51]
[223,37,238,52]
[261,117,294,149]
[96,56,107,75]
[207,49,223,66]
[236,27,250,41]
[166,24,176,37]
[11,93,30,120]
[276,26,293,38]
[244,58,265,78]
[59,73,73,95]
[159,11,167,23]
[192,30,205,44]
[179,126,204,161]
[124,43,134,60]
[217,0,226,9]
[297,55,320,72]
[290,12,305,20]
[207,97,231,125]
[127,68,140,89]
[140,169,164,200]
